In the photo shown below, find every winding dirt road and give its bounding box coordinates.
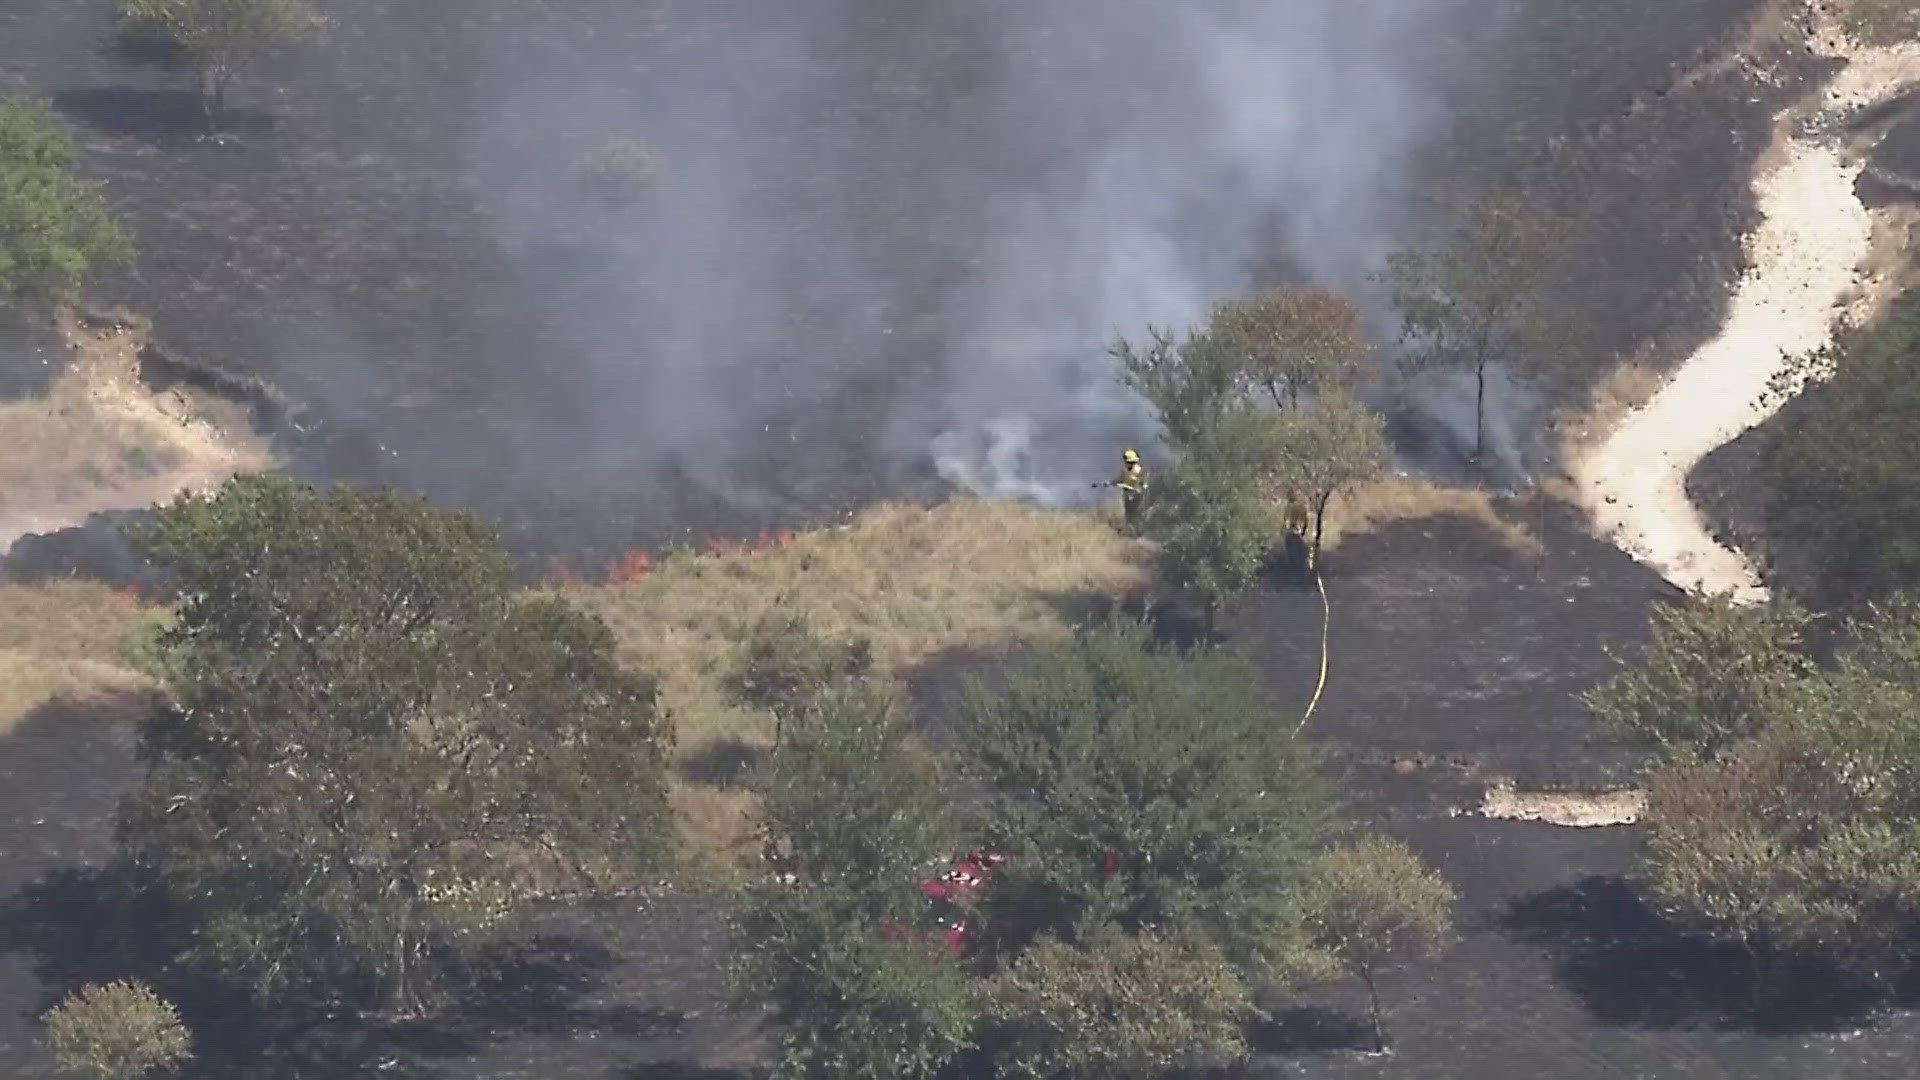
[1572,12,1919,603]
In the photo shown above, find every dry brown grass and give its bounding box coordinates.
[0,313,272,545]
[1322,476,1544,560]
[565,486,1539,869]
[560,498,1153,868]
[572,499,1154,747]
[1470,781,1648,828]
[1544,345,1673,477]
[0,580,159,736]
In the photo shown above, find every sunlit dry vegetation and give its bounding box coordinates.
[0,580,158,735]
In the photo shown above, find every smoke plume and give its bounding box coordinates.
[448,0,1487,521]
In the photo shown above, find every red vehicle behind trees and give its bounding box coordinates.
[915,850,1007,955]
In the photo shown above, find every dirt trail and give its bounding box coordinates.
[0,315,273,554]
[1571,8,1920,603]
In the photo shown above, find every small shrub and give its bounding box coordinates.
[1298,838,1456,1051]
[978,930,1254,1080]
[737,681,972,1078]
[724,611,875,740]
[0,97,135,299]
[1583,592,1813,760]
[744,884,977,1080]
[576,135,661,208]
[43,980,193,1080]
[1148,449,1277,637]
[957,622,1332,977]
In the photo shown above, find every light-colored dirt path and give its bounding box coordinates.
[0,314,273,554]
[1570,7,1920,603]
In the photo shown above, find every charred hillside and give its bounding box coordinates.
[0,0,1813,566]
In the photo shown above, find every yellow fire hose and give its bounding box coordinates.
[1292,549,1330,739]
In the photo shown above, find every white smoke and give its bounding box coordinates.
[916,0,1476,504]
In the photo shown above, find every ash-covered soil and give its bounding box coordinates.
[0,0,1811,565]
[9,509,1920,1079]
[1224,504,1670,790]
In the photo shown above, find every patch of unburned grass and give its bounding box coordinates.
[0,580,160,735]
[560,499,1153,869]
[1469,782,1648,828]
[1323,476,1544,560]
[0,361,185,511]
[571,499,1153,749]
[0,313,273,542]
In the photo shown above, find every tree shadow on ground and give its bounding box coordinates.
[1503,876,1914,1034]
[380,933,686,1054]
[1034,588,1215,654]
[0,864,290,1076]
[0,860,680,1078]
[676,737,767,789]
[52,86,277,147]
[1250,1004,1376,1053]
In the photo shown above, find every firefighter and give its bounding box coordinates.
[1114,448,1148,527]
[1281,490,1312,573]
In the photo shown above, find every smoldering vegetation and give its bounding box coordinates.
[428,0,1487,512]
[4,0,1791,564]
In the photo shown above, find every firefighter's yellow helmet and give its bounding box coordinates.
[1123,448,1140,464]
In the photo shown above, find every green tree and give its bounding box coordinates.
[1264,388,1391,566]
[1298,838,1456,1052]
[115,0,327,132]
[0,97,134,300]
[1583,592,1813,761]
[1763,291,1920,601]
[723,611,875,747]
[116,474,675,1014]
[42,981,193,1080]
[1208,285,1371,410]
[956,623,1332,978]
[1110,327,1242,452]
[736,680,974,1079]
[1147,440,1278,638]
[1637,598,1920,1002]
[978,930,1255,1079]
[1383,193,1573,463]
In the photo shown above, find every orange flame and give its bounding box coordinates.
[607,548,652,586]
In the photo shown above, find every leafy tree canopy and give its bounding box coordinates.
[956,622,1333,978]
[1207,285,1371,410]
[118,474,675,1013]
[0,97,134,300]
